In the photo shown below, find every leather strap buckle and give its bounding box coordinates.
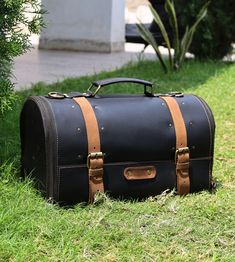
[87,152,105,203]
[175,147,190,195]
[175,147,190,163]
[87,152,104,168]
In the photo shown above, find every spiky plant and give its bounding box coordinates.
[137,0,210,73]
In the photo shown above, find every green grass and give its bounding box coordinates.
[0,59,235,261]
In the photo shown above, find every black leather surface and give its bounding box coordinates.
[58,158,211,204]
[21,93,215,204]
[92,77,152,87]
[49,94,213,165]
[20,99,47,192]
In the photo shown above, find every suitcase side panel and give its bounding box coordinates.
[20,96,60,201]
[20,98,47,192]
[193,95,216,186]
[176,95,215,189]
[176,95,214,158]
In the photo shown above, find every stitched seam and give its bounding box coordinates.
[30,97,50,196]
[58,156,213,169]
[46,100,60,200]
[194,96,213,186]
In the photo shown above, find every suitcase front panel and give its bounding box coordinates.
[20,78,215,204]
[58,157,211,204]
[48,94,214,165]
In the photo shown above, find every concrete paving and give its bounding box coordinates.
[13,38,234,90]
[13,42,158,90]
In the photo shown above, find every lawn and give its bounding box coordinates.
[0,59,235,261]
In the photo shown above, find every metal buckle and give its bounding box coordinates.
[87,152,104,168]
[168,91,183,97]
[175,93,184,97]
[87,84,102,97]
[48,92,69,99]
[175,147,189,162]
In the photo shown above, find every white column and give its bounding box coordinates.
[39,0,125,52]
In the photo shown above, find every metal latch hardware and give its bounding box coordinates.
[144,85,155,96]
[168,92,184,97]
[87,84,102,97]
[87,152,104,168]
[175,147,190,162]
[48,92,69,99]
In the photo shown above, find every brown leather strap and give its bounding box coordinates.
[161,97,190,195]
[73,97,104,203]
[73,97,100,153]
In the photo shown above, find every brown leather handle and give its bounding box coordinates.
[87,77,154,97]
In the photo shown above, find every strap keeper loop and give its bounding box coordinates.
[87,152,104,168]
[175,147,190,163]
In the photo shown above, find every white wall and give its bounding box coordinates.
[39,0,125,52]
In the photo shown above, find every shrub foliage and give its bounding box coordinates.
[0,0,44,116]
[175,0,235,59]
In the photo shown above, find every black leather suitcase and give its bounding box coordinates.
[20,78,215,205]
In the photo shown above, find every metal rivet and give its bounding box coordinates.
[94,105,98,109]
[189,121,193,127]
[192,146,195,150]
[77,128,81,132]
[72,105,75,109]
[169,123,172,127]
[172,147,175,151]
[127,171,132,177]
[147,170,152,175]
[162,102,165,106]
[78,154,82,159]
[182,102,185,105]
[101,126,104,131]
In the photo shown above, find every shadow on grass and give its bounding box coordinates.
[0,58,232,163]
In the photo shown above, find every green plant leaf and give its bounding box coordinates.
[136,22,168,73]
[165,0,180,66]
[149,4,173,69]
[179,25,189,64]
